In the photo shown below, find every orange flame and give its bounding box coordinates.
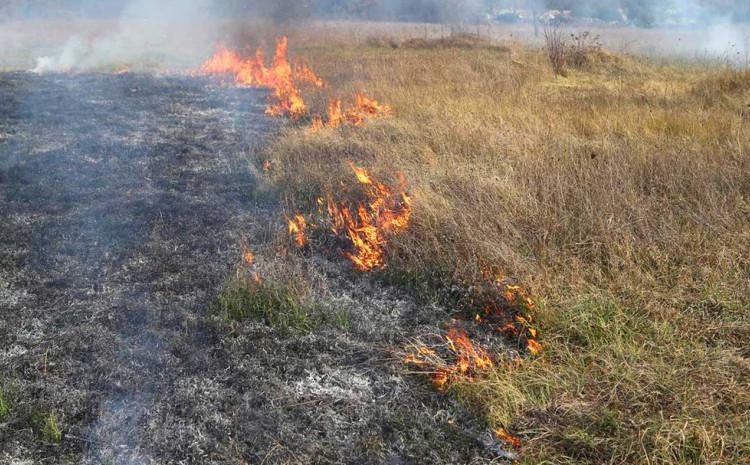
[327,97,344,128]
[243,248,255,265]
[294,61,325,88]
[494,428,522,448]
[198,37,315,120]
[288,214,307,247]
[327,163,411,271]
[310,92,391,130]
[405,327,495,391]
[404,274,542,391]
[353,91,392,117]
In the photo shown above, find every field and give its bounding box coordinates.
[1,17,749,465]
[265,27,750,464]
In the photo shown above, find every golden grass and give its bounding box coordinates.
[263,36,750,464]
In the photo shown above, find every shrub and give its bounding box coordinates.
[544,24,566,75]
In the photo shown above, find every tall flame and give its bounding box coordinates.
[198,37,324,120]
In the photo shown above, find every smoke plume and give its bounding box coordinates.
[30,0,218,73]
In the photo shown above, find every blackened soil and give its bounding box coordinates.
[0,72,498,465]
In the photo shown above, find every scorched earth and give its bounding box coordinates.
[0,72,502,464]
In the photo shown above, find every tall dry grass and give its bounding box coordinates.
[264,35,749,464]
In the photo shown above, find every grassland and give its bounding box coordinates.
[261,35,750,464]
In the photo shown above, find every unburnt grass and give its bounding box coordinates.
[260,31,750,464]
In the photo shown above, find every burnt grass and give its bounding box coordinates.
[0,72,503,464]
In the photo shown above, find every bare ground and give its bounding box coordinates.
[0,73,501,464]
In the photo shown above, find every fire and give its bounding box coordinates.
[310,115,324,131]
[243,249,254,265]
[327,98,344,128]
[199,44,243,75]
[198,40,390,128]
[287,214,307,247]
[404,273,542,391]
[494,428,522,448]
[294,61,325,88]
[526,338,542,355]
[326,163,411,271]
[198,37,320,120]
[311,92,391,130]
[353,91,392,117]
[262,159,272,172]
[405,327,495,391]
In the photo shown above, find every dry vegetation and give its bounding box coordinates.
[262,33,750,464]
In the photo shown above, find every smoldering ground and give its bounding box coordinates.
[0,9,507,462]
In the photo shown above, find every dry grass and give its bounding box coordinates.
[262,35,750,464]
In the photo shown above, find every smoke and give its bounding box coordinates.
[6,1,749,72]
[663,0,749,59]
[30,0,219,73]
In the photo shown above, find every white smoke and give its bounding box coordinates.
[32,0,218,73]
[662,0,749,62]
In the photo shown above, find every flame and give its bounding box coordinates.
[353,91,391,117]
[310,92,391,130]
[404,274,542,391]
[198,37,314,120]
[243,248,255,265]
[327,97,344,128]
[294,61,325,88]
[494,428,522,448]
[199,44,243,75]
[526,338,542,355]
[262,159,272,172]
[310,115,324,131]
[326,163,411,271]
[288,214,307,247]
[405,327,495,391]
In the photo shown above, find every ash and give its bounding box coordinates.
[0,72,499,464]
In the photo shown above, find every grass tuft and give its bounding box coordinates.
[0,389,8,421]
[31,412,62,444]
[213,279,310,332]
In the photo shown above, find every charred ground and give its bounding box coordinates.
[0,72,504,464]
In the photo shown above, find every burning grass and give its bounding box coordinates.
[326,162,411,271]
[198,36,322,119]
[262,35,750,464]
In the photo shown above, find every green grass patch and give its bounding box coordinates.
[212,279,310,332]
[31,412,62,444]
[0,388,9,421]
[454,291,750,464]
